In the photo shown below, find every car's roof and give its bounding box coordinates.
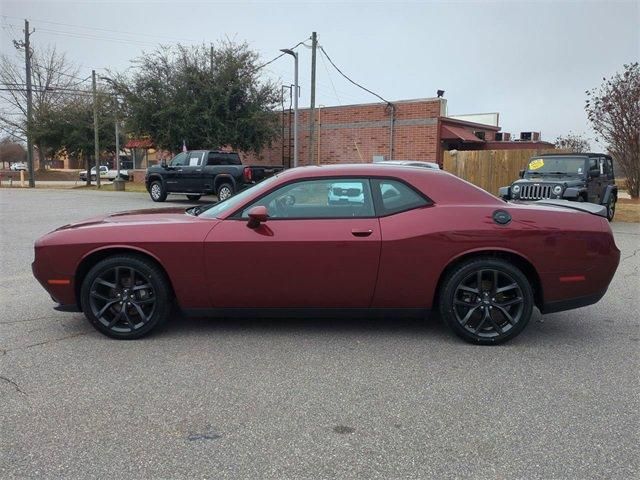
[279,163,445,179]
[378,160,440,168]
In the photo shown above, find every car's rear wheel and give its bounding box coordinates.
[217,183,234,201]
[149,180,167,202]
[439,258,534,345]
[80,255,172,339]
[186,194,201,201]
[606,196,616,222]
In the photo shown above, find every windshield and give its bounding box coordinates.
[198,175,281,218]
[525,157,586,176]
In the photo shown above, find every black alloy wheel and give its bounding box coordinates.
[439,258,534,345]
[186,195,202,201]
[150,180,167,202]
[81,255,172,339]
[217,183,234,201]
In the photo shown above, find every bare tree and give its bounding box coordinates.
[555,132,590,152]
[586,62,640,198]
[0,45,82,169]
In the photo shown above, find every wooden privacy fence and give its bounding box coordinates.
[443,149,562,196]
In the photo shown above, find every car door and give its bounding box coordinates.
[164,152,189,192]
[370,178,436,308]
[587,157,604,203]
[181,150,205,192]
[203,177,381,308]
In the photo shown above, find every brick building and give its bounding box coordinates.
[243,97,553,167]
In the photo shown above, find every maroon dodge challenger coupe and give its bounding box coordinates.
[32,164,620,344]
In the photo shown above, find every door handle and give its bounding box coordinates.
[351,229,373,237]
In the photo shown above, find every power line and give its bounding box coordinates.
[319,45,392,106]
[252,38,310,74]
[0,15,199,44]
[36,27,159,48]
[318,51,342,105]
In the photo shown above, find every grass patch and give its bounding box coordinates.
[616,198,640,223]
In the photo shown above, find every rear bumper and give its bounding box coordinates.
[540,289,608,314]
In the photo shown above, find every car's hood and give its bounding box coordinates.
[53,207,206,231]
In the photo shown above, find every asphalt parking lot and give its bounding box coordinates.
[1,188,638,479]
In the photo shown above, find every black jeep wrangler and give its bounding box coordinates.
[499,153,617,221]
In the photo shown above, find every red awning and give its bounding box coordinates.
[441,125,484,142]
[125,139,154,149]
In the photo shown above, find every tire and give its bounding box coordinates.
[186,195,202,201]
[438,257,534,345]
[149,180,167,202]
[606,196,616,222]
[80,255,172,339]
[217,183,234,201]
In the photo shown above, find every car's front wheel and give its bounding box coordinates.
[80,255,172,339]
[439,257,534,345]
[149,180,167,202]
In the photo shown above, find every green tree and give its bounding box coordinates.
[586,63,640,198]
[113,42,280,153]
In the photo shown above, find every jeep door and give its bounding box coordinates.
[587,157,605,203]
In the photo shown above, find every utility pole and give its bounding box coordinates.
[23,20,35,188]
[92,70,101,188]
[280,49,299,167]
[308,32,317,165]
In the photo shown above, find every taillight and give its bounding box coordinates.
[243,166,253,182]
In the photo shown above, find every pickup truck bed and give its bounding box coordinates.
[145,150,284,202]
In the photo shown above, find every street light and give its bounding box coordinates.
[280,48,299,168]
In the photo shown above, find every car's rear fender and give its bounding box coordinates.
[432,248,544,311]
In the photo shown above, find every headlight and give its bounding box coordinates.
[553,185,563,195]
[512,185,521,194]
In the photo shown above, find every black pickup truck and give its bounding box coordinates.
[145,150,284,202]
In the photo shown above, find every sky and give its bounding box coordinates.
[1,0,638,147]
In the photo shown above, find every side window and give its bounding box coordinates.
[241,178,375,219]
[373,179,429,215]
[188,152,203,166]
[208,153,238,166]
[207,153,221,166]
[170,152,188,167]
[606,158,614,178]
[588,158,598,173]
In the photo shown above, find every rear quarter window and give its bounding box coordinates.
[373,179,430,215]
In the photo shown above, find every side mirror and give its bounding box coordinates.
[161,159,168,168]
[247,205,268,229]
[519,169,525,179]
